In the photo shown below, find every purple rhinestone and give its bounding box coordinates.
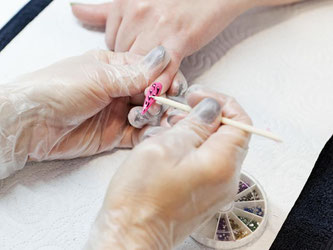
[217,217,228,231]
[238,181,249,193]
[217,233,231,241]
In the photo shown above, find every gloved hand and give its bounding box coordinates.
[86,86,252,249]
[71,0,303,95]
[0,46,176,179]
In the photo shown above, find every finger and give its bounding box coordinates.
[97,46,170,97]
[184,86,252,180]
[185,85,252,127]
[128,106,162,129]
[114,17,138,52]
[71,3,111,27]
[146,70,188,115]
[119,125,168,148]
[86,50,142,65]
[147,93,166,116]
[142,57,183,117]
[166,70,188,97]
[147,98,222,163]
[105,4,122,50]
[166,109,187,126]
[144,52,182,95]
[114,25,137,52]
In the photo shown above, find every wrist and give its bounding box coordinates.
[86,193,171,250]
[0,86,35,178]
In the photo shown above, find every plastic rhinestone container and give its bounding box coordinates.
[191,171,268,249]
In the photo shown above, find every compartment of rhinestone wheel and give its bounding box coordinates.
[191,172,268,249]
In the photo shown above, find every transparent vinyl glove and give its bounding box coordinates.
[86,86,252,249]
[0,46,178,179]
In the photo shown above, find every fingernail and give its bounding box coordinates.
[132,109,151,128]
[175,75,188,97]
[171,71,188,97]
[70,2,81,6]
[176,80,188,96]
[143,46,166,70]
[141,82,162,115]
[191,98,221,124]
[167,115,176,125]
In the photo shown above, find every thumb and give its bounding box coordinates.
[71,2,111,27]
[146,98,222,163]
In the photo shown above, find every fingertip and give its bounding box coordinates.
[167,70,188,97]
[128,106,162,129]
[128,107,151,129]
[189,98,222,125]
[141,46,170,81]
[71,3,110,27]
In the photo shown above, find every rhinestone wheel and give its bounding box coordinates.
[191,171,268,249]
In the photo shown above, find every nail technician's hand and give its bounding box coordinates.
[72,0,302,95]
[0,46,171,179]
[86,86,252,249]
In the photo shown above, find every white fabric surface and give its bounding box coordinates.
[0,0,333,249]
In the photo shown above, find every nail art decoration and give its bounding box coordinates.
[236,190,260,202]
[238,216,260,232]
[238,181,250,193]
[191,172,267,248]
[141,82,162,115]
[244,206,264,217]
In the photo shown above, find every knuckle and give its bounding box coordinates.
[156,14,169,26]
[205,160,237,184]
[139,140,168,160]
[132,1,151,19]
[169,50,183,64]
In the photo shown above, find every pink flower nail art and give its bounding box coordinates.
[141,82,162,115]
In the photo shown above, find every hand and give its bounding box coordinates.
[86,86,252,249]
[0,46,171,179]
[71,0,302,95]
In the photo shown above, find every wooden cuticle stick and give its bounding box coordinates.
[152,96,282,142]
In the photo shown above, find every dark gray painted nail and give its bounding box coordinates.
[175,80,188,96]
[167,115,176,125]
[143,46,166,70]
[133,110,151,128]
[191,98,221,124]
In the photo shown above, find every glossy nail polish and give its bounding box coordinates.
[141,82,162,115]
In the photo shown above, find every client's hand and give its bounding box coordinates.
[86,86,252,249]
[0,46,174,179]
[72,0,303,95]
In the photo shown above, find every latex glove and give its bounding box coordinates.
[85,86,252,249]
[71,0,303,94]
[0,46,172,179]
